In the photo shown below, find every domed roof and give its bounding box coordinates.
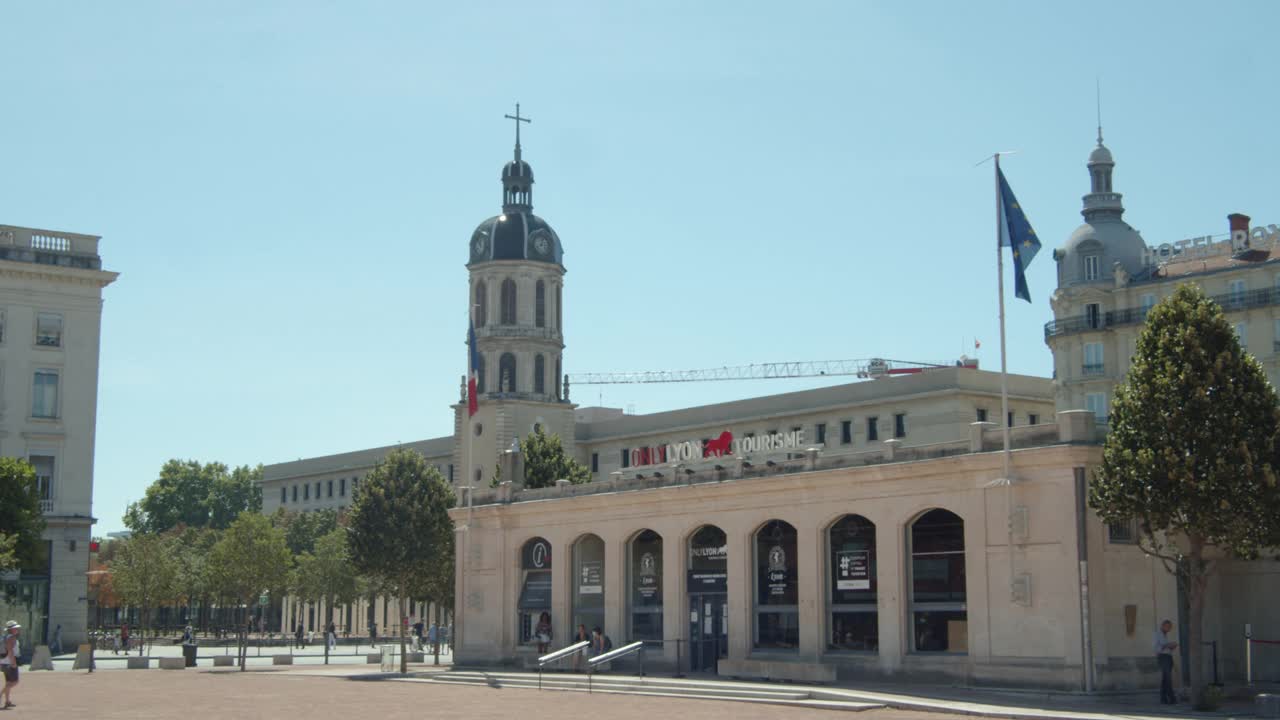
[1062,218,1146,283]
[503,160,534,181]
[1088,142,1113,165]
[469,211,563,266]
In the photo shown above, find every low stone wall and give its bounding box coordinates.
[159,657,185,670]
[213,655,235,667]
[126,657,150,669]
[272,655,294,665]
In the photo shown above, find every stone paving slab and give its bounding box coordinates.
[17,670,953,720]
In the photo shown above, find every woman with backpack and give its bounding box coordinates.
[1,620,21,709]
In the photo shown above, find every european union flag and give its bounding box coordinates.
[998,167,1041,302]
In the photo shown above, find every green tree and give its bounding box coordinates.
[124,460,263,534]
[0,458,47,572]
[169,526,220,631]
[347,448,455,673]
[208,465,264,529]
[521,426,590,489]
[294,529,360,661]
[271,507,340,556]
[1090,284,1280,707]
[207,512,291,669]
[110,533,180,655]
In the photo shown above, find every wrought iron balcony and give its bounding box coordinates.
[1082,364,1106,377]
[38,499,53,514]
[1046,287,1280,340]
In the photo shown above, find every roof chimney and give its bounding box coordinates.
[1229,213,1251,250]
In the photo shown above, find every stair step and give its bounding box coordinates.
[410,677,880,711]
[410,675,812,700]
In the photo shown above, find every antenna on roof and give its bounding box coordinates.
[1096,76,1103,144]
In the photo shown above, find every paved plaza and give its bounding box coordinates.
[21,669,957,720]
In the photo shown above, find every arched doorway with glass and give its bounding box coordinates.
[517,537,553,649]
[828,514,878,652]
[687,525,728,672]
[754,519,799,651]
[572,534,606,640]
[908,509,967,653]
[628,530,663,643]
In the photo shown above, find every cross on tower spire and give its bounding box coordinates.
[505,103,531,163]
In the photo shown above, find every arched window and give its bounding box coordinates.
[688,525,727,672]
[909,509,966,653]
[499,353,517,393]
[628,529,663,642]
[535,280,546,328]
[476,352,486,394]
[828,514,877,652]
[754,519,798,650]
[554,357,562,400]
[534,354,546,395]
[500,278,517,325]
[555,284,562,330]
[474,280,487,327]
[518,537,553,647]
[572,534,605,636]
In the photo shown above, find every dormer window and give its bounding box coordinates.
[1084,255,1100,281]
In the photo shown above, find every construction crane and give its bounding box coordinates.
[569,357,978,386]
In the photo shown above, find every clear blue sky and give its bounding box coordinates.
[3,2,1276,535]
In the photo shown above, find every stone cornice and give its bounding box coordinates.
[0,260,118,289]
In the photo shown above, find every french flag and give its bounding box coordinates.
[467,321,480,417]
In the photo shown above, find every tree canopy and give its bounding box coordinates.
[1091,283,1280,707]
[521,426,590,488]
[0,458,47,572]
[124,460,263,534]
[110,533,180,653]
[347,448,454,672]
[271,507,341,556]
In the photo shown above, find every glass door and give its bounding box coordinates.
[689,593,727,673]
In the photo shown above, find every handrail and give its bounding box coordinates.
[587,640,644,667]
[538,640,589,666]
[586,641,646,693]
[537,640,589,689]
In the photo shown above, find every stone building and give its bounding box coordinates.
[261,127,1280,687]
[0,224,117,648]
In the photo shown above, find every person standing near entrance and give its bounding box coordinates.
[1154,619,1179,704]
[1,621,21,709]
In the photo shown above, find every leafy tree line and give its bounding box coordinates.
[0,458,46,572]
[491,426,590,488]
[105,449,456,673]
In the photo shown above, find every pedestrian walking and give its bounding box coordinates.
[427,622,438,655]
[50,624,62,656]
[120,624,130,652]
[295,622,305,650]
[327,623,337,653]
[1154,619,1179,704]
[1,620,21,709]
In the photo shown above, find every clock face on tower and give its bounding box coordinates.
[530,232,551,258]
[471,229,490,261]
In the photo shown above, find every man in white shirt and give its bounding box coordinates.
[1153,619,1179,704]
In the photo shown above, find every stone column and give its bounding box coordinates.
[726,523,751,662]
[876,514,905,674]
[662,528,685,669]
[797,520,823,662]
[604,529,627,645]
[551,535,570,649]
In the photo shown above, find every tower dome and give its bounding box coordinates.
[1058,132,1146,286]
[468,105,564,267]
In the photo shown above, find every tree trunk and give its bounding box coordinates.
[1186,537,1208,707]
[433,601,441,666]
[398,594,408,674]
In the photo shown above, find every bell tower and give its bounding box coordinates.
[455,106,576,491]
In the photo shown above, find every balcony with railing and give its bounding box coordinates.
[0,225,103,271]
[1046,287,1280,340]
[1082,364,1106,377]
[38,499,54,514]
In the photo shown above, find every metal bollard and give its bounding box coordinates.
[1246,624,1253,686]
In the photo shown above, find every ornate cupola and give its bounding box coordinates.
[1082,126,1124,224]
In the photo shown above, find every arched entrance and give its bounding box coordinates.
[687,525,728,672]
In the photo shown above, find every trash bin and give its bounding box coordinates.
[183,644,197,667]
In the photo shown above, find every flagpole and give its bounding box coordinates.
[995,153,1016,603]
